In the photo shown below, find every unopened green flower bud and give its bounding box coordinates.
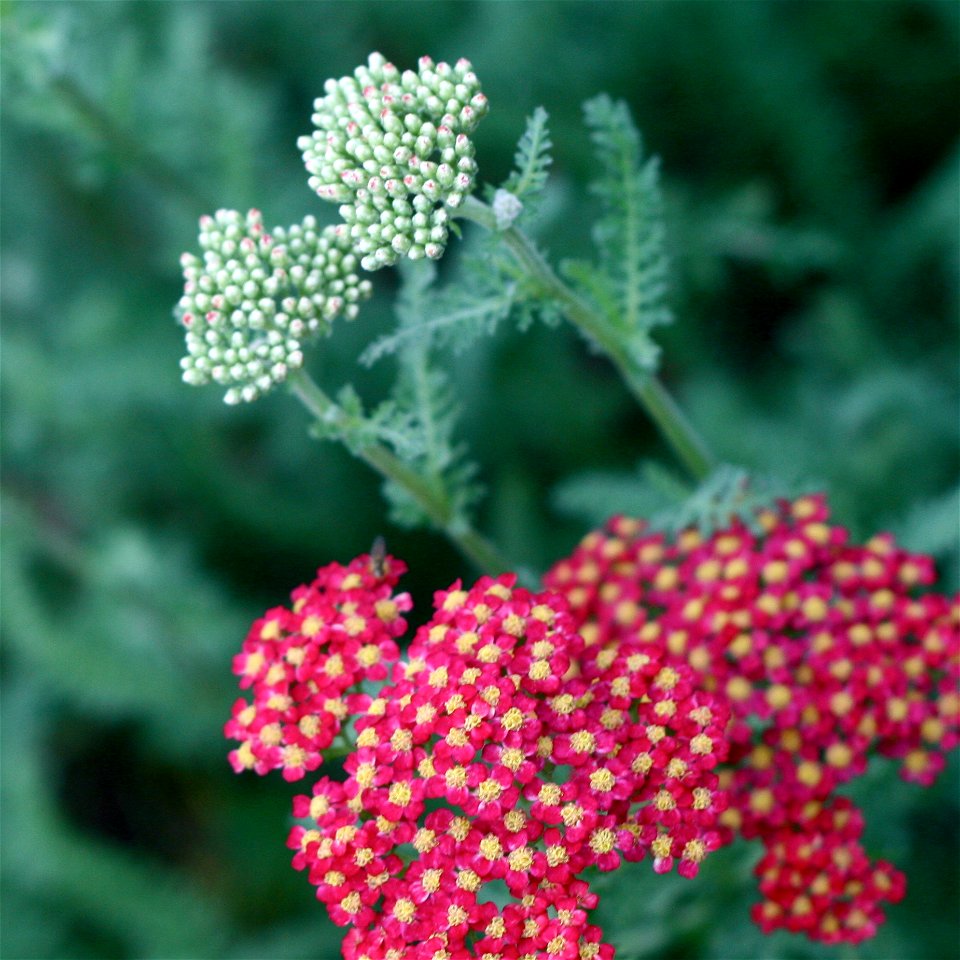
[299,52,488,271]
[176,209,372,403]
[492,188,524,230]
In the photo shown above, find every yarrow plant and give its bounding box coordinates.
[173,52,959,957]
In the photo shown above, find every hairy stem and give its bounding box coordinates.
[455,196,716,482]
[288,369,511,575]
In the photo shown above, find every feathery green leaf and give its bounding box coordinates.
[380,346,481,529]
[569,94,672,370]
[371,265,483,527]
[360,284,517,366]
[554,461,795,536]
[502,106,553,205]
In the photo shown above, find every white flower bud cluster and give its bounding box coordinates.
[177,209,372,404]
[298,52,488,271]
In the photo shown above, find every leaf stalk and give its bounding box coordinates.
[288,369,511,575]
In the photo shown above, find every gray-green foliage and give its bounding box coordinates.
[359,263,518,365]
[2,2,957,958]
[2,494,242,956]
[563,95,672,371]
[376,264,481,528]
[553,462,794,536]
[310,262,481,530]
[307,382,416,458]
[499,106,553,218]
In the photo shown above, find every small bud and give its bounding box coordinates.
[436,163,455,187]
[492,188,524,230]
[391,234,412,255]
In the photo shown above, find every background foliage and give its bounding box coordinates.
[2,2,958,957]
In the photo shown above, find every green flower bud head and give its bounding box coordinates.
[177,209,372,405]
[298,52,488,271]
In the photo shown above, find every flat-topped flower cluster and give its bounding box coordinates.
[226,497,958,954]
[226,553,410,781]
[228,558,728,958]
[546,495,959,945]
[225,496,958,954]
[177,209,371,404]
[299,52,487,270]
[176,52,488,404]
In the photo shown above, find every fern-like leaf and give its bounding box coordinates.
[360,286,516,366]
[554,461,794,536]
[570,95,672,370]
[502,106,553,204]
[360,258,518,366]
[382,342,481,529]
[365,264,482,527]
[551,463,677,527]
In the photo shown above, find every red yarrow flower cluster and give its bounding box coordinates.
[545,494,960,945]
[225,552,410,781]
[279,568,728,959]
[751,796,905,944]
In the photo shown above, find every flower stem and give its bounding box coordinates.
[455,196,716,483]
[287,369,511,575]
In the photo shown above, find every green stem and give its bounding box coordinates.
[287,369,511,575]
[455,196,716,483]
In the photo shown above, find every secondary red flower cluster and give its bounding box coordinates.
[225,554,410,781]
[545,494,960,945]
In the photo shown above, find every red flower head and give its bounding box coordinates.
[545,494,959,944]
[225,551,410,781]
[288,571,728,956]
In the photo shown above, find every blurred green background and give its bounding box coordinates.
[2,1,958,958]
